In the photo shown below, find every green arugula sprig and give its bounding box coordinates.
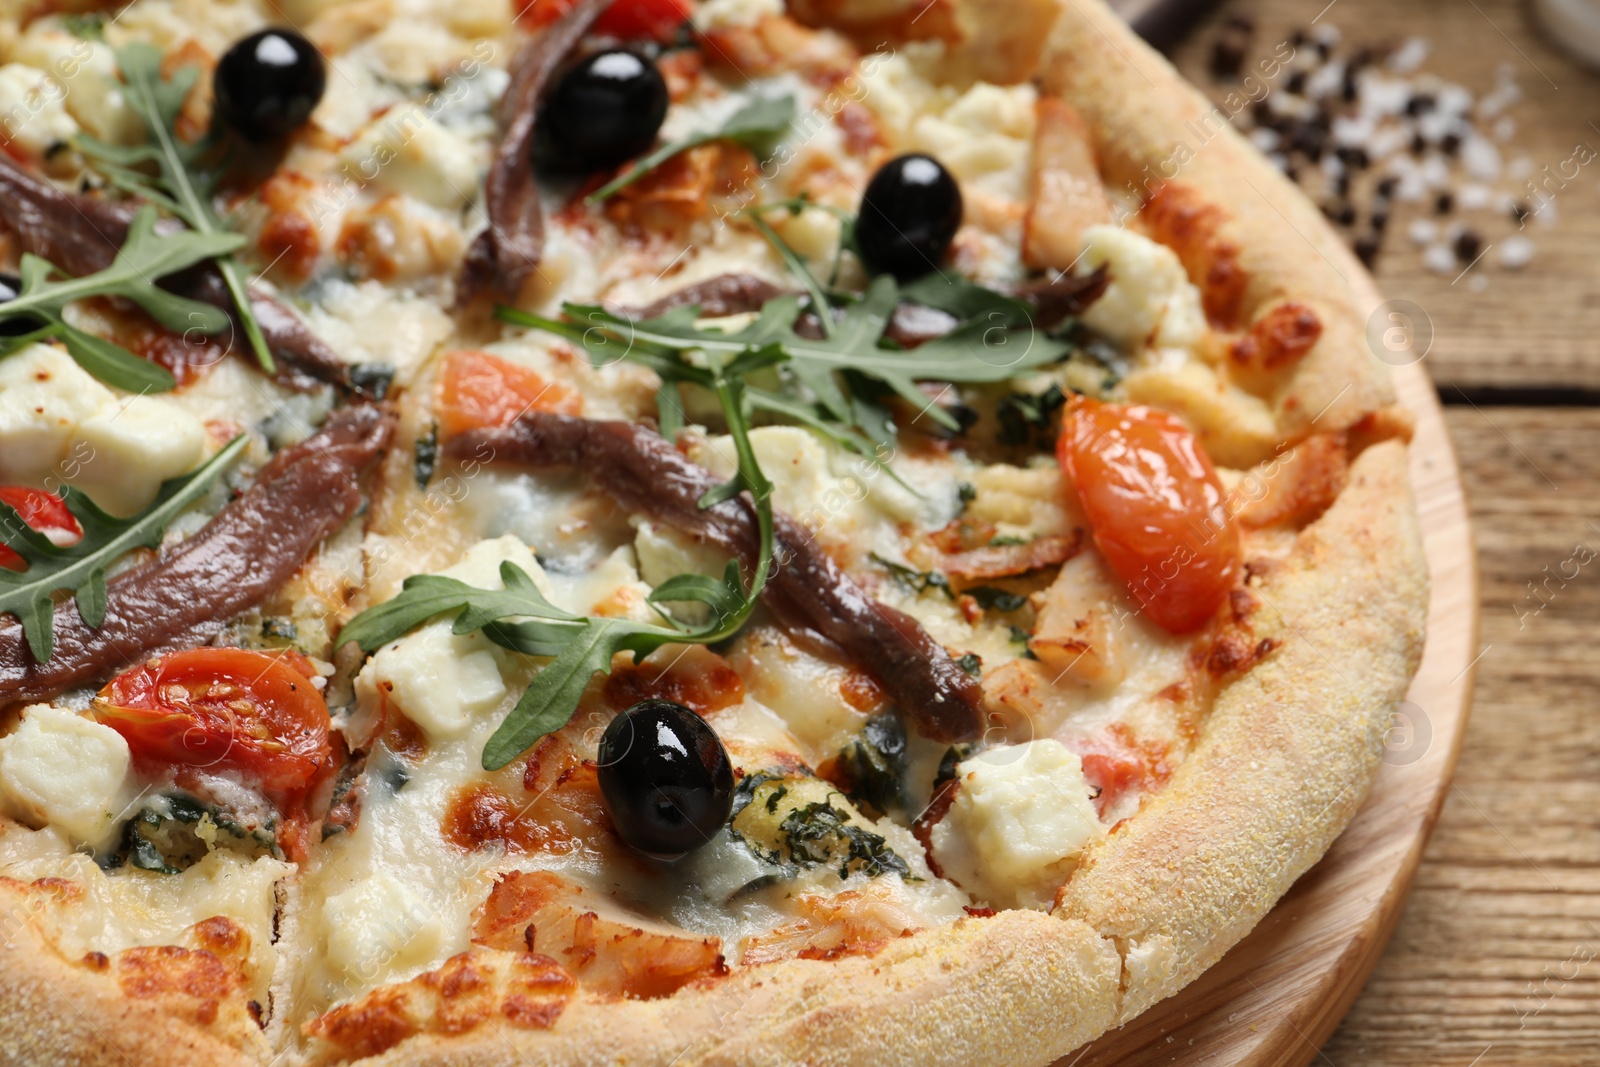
[0,434,247,662]
[501,274,1071,438]
[76,43,276,375]
[0,206,241,392]
[337,352,777,770]
[587,94,796,203]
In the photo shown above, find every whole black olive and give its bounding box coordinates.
[597,699,733,860]
[544,50,668,172]
[855,153,964,282]
[0,273,35,336]
[213,29,327,142]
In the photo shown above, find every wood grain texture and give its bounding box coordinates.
[1322,405,1600,1065]
[1055,358,1476,1066]
[1166,0,1600,393]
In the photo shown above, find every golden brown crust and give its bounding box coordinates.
[0,879,267,1067]
[1035,0,1402,442]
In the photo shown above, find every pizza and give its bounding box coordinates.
[0,0,1428,1063]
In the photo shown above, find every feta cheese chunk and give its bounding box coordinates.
[1077,225,1207,352]
[367,622,506,740]
[340,107,482,209]
[322,870,444,983]
[0,704,132,849]
[71,395,208,515]
[0,345,114,483]
[930,739,1105,909]
[0,62,79,157]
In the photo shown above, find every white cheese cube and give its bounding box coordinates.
[367,622,506,740]
[0,344,115,484]
[1077,225,1207,352]
[0,62,79,157]
[930,739,1104,909]
[322,870,444,983]
[12,31,142,144]
[0,704,132,849]
[437,533,549,593]
[70,395,207,516]
[339,106,482,209]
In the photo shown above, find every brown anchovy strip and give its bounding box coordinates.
[447,412,985,743]
[457,0,611,304]
[0,405,394,706]
[0,155,354,392]
[1008,263,1111,331]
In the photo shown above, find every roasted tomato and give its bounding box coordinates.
[94,648,333,806]
[436,349,582,437]
[519,0,691,40]
[1058,397,1240,634]
[0,487,82,571]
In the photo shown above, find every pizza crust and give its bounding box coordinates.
[0,1,1429,1063]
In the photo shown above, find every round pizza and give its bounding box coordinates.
[0,0,1429,1063]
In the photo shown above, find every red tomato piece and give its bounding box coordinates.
[1058,397,1241,634]
[94,648,333,807]
[0,487,82,571]
[437,349,582,437]
[518,0,691,39]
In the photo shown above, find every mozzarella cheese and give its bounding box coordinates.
[366,623,507,740]
[930,740,1105,909]
[1077,224,1207,352]
[0,704,132,850]
[11,28,142,144]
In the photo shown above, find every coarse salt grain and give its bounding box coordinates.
[1421,155,1452,189]
[1467,273,1490,292]
[1437,84,1474,115]
[1422,243,1457,274]
[1508,156,1535,180]
[1251,127,1282,152]
[1461,135,1502,181]
[1457,183,1492,210]
[1388,37,1431,73]
[1306,60,1345,99]
[1332,114,1375,146]
[1409,219,1439,245]
[1493,116,1516,141]
[1500,235,1534,269]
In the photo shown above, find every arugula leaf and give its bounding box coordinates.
[588,94,796,203]
[0,205,242,392]
[338,357,777,771]
[0,434,247,662]
[518,276,1071,433]
[77,44,276,375]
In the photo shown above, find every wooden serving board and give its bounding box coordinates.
[1057,361,1479,1065]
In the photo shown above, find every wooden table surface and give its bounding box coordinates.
[1155,2,1600,1062]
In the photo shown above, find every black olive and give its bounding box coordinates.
[544,50,668,172]
[0,273,35,336]
[213,29,327,142]
[597,699,733,860]
[855,154,963,282]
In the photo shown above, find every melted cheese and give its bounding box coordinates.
[1078,224,1207,351]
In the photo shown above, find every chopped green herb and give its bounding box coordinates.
[869,553,953,599]
[348,362,396,399]
[261,617,298,641]
[997,382,1067,447]
[414,422,439,490]
[779,799,911,880]
[764,784,789,814]
[1007,624,1039,658]
[60,12,107,40]
[957,481,977,506]
[833,712,908,816]
[588,94,797,203]
[965,586,1028,613]
[955,652,983,677]
[0,435,247,662]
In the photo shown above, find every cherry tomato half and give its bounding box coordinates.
[1058,397,1241,634]
[0,487,82,571]
[94,648,333,806]
[519,0,691,40]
